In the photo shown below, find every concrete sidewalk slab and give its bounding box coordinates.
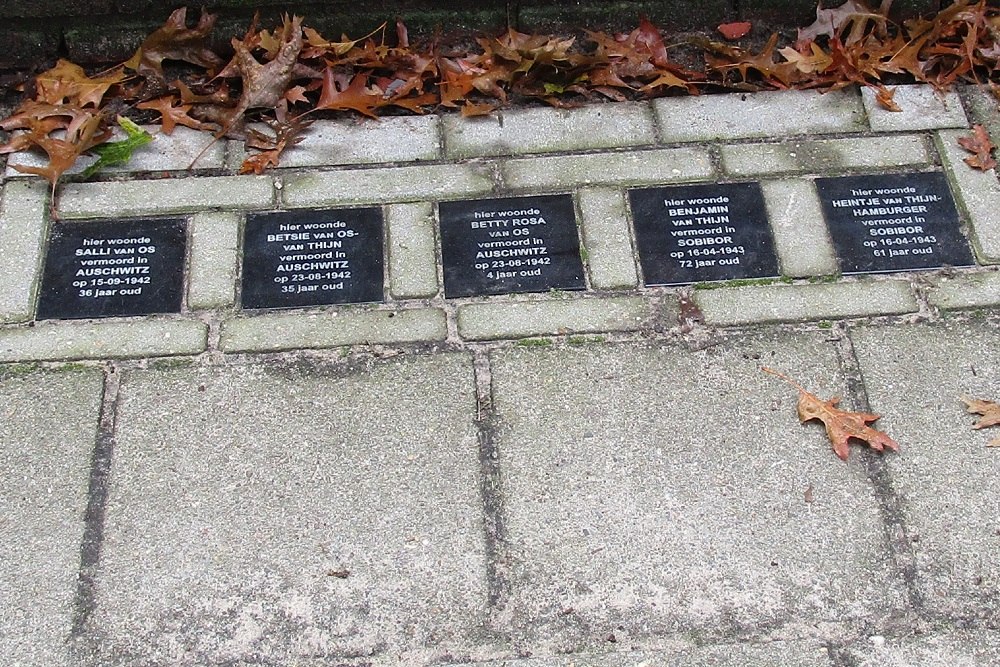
[0,367,104,667]
[86,354,487,665]
[456,639,832,666]
[841,630,1000,666]
[490,332,908,653]
[849,318,1000,625]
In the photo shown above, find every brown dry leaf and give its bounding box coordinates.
[136,96,214,134]
[460,101,498,117]
[719,22,753,41]
[958,124,997,170]
[763,367,900,461]
[240,116,311,174]
[779,41,834,74]
[962,396,1000,446]
[798,0,886,46]
[875,85,902,111]
[34,59,125,108]
[314,70,385,117]
[126,7,224,80]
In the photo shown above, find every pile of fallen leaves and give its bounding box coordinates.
[2,0,1000,193]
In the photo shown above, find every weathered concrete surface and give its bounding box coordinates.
[0,367,104,667]
[849,317,1000,625]
[490,332,909,654]
[455,638,833,666]
[841,630,1000,667]
[85,354,489,665]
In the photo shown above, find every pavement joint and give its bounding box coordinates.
[70,364,119,645]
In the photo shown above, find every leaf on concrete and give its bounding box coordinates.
[874,84,901,111]
[763,367,900,461]
[240,115,312,174]
[81,116,153,178]
[957,124,997,171]
[961,396,1000,446]
[136,96,214,134]
[126,7,224,80]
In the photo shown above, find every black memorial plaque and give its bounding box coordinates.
[816,172,973,274]
[37,218,186,320]
[629,182,779,285]
[439,194,585,298]
[241,208,384,309]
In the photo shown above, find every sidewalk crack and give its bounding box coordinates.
[70,362,122,646]
[832,324,926,621]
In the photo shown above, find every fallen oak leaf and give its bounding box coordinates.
[34,59,125,108]
[136,96,214,134]
[763,367,900,461]
[961,396,1000,447]
[958,124,997,171]
[875,84,902,111]
[126,7,224,80]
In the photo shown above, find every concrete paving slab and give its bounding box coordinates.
[265,116,441,168]
[842,630,1000,667]
[0,319,208,363]
[0,179,49,322]
[490,333,909,653]
[849,319,1000,624]
[926,269,1000,310]
[862,85,968,132]
[89,354,487,665]
[721,136,930,178]
[0,367,104,667]
[455,639,832,666]
[654,90,866,143]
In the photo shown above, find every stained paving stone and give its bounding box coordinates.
[489,333,909,654]
[0,179,49,322]
[925,269,1000,310]
[841,630,1000,667]
[0,319,209,363]
[935,130,1000,263]
[849,319,1000,625]
[0,367,104,667]
[861,85,968,132]
[264,116,441,168]
[721,136,930,178]
[654,89,866,143]
[88,355,487,665]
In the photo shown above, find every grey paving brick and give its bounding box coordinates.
[0,367,103,667]
[187,211,239,310]
[386,202,440,299]
[502,147,714,191]
[842,630,1000,667]
[936,130,1000,263]
[850,320,1000,623]
[261,116,440,168]
[0,319,208,362]
[5,126,227,178]
[694,281,918,326]
[760,180,839,278]
[443,103,657,159]
[862,85,968,132]
[576,188,639,289]
[0,180,49,322]
[960,84,1000,139]
[457,296,649,340]
[455,640,832,666]
[654,89,866,143]
[90,355,485,664]
[721,136,930,178]
[282,163,494,208]
[57,175,275,219]
[220,307,447,352]
[926,270,1000,310]
[490,333,908,650]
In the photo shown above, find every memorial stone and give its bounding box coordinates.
[439,194,585,298]
[629,182,779,285]
[37,218,186,320]
[815,172,974,273]
[241,208,384,309]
